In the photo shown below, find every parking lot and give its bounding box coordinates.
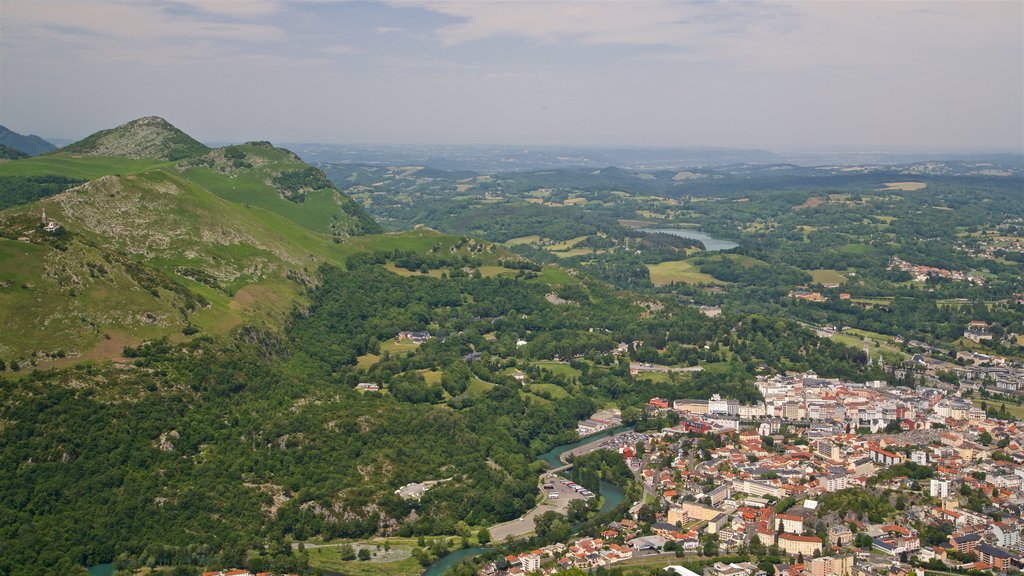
[488,474,591,542]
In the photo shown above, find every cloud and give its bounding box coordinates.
[320,44,363,55]
[409,0,1022,73]
[2,1,285,44]
[375,26,404,33]
[173,0,283,18]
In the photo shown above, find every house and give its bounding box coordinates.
[649,397,671,410]
[397,331,431,343]
[789,290,828,302]
[699,305,722,318]
[355,382,380,392]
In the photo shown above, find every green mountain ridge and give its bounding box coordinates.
[0,117,549,368]
[0,117,392,364]
[0,124,57,156]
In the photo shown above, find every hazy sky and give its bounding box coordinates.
[1,0,1022,151]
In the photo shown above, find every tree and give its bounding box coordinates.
[441,361,473,396]
[338,544,356,561]
[979,431,992,445]
[702,533,720,557]
[358,548,372,561]
[477,527,491,545]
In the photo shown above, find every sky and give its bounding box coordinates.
[1,0,1022,152]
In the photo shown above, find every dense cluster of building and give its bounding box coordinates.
[888,256,985,285]
[484,370,1024,576]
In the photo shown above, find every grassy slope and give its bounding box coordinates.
[0,152,569,364]
[0,154,173,180]
[648,259,724,286]
[0,235,187,364]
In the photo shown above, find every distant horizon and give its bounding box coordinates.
[33,130,1024,160]
[3,1,1021,152]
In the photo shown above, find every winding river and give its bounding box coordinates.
[420,427,631,575]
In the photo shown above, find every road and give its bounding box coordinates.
[489,474,589,542]
[490,430,641,541]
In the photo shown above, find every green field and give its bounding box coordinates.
[532,360,582,379]
[381,339,421,354]
[551,247,595,258]
[467,377,496,396]
[356,353,380,370]
[648,259,724,286]
[503,234,541,246]
[811,269,848,284]
[831,329,908,363]
[547,235,589,250]
[529,383,570,399]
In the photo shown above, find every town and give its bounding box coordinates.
[477,369,1024,576]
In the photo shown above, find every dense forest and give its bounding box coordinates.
[0,242,892,573]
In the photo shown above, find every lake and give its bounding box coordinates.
[639,227,738,251]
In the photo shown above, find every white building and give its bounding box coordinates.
[709,394,740,416]
[521,554,541,572]
[930,479,951,499]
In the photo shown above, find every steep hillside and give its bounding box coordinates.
[60,116,210,161]
[179,141,379,236]
[0,117,555,368]
[0,124,57,156]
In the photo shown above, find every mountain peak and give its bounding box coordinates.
[61,116,210,161]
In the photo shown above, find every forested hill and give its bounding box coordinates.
[0,116,382,367]
[0,242,885,573]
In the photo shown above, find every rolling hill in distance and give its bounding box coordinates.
[0,124,57,157]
